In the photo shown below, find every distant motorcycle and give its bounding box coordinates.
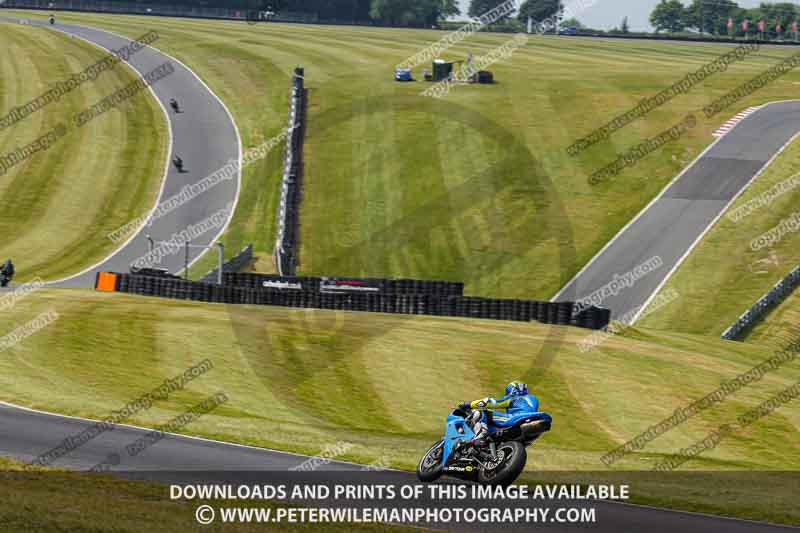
[49,15,55,25]
[0,259,15,288]
[169,98,180,113]
[417,405,551,486]
[172,156,184,172]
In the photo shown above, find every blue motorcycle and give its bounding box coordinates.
[417,405,552,485]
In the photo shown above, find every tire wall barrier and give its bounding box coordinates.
[197,244,253,284]
[721,265,800,341]
[274,67,306,277]
[223,272,465,297]
[97,272,611,330]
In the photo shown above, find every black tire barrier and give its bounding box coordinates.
[556,301,573,326]
[546,302,559,324]
[222,272,464,297]
[111,272,610,331]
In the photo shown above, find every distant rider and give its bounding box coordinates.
[49,14,55,25]
[1,259,15,287]
[458,381,539,446]
[169,98,180,113]
[173,155,183,171]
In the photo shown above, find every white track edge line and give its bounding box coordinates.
[24,19,243,284]
[0,399,405,473]
[24,21,176,286]
[2,14,795,530]
[1,397,795,529]
[553,100,794,306]
[98,27,244,275]
[630,127,800,325]
[552,112,728,301]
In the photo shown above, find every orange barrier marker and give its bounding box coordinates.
[95,272,118,292]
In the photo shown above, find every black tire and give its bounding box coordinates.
[417,440,445,482]
[477,441,527,486]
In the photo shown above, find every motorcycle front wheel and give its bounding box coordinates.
[477,441,526,486]
[416,440,445,482]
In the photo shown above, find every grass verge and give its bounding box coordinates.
[0,456,416,532]
[9,11,800,298]
[1,289,799,522]
[0,20,166,281]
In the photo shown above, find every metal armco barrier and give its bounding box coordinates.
[99,272,610,330]
[198,244,253,284]
[274,67,306,277]
[722,264,800,341]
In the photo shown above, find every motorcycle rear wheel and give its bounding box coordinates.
[417,440,445,482]
[477,441,526,486]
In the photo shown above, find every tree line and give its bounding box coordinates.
[120,0,565,28]
[651,1,800,37]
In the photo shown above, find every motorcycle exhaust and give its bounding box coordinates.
[521,419,551,438]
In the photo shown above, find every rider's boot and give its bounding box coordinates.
[466,426,490,448]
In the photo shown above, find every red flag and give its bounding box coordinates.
[758,19,765,32]
[742,19,749,31]
[727,17,734,30]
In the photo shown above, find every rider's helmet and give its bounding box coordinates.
[505,381,528,397]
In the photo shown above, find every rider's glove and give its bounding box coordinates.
[475,397,496,409]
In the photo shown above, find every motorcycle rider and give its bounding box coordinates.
[459,381,539,446]
[169,98,180,113]
[1,259,15,287]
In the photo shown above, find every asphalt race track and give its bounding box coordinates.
[0,16,241,289]
[0,17,798,533]
[1,401,796,532]
[554,101,800,322]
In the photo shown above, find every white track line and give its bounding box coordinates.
[99,26,243,276]
[20,19,243,285]
[554,101,800,328]
[20,20,175,286]
[0,399,401,472]
[1,396,796,529]
[631,126,800,324]
[552,111,729,302]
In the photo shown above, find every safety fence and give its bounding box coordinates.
[722,265,800,340]
[197,244,253,284]
[95,271,610,330]
[274,67,306,277]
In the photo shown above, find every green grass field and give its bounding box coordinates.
[745,287,800,347]
[0,20,166,281]
[0,457,418,532]
[637,136,800,339]
[3,289,800,522]
[3,8,800,526]
[10,10,800,295]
